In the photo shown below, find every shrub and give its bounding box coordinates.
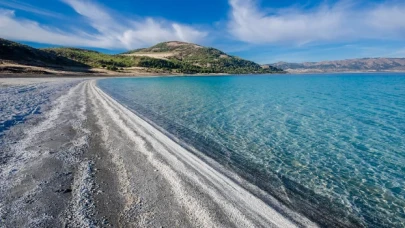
[106,65,118,71]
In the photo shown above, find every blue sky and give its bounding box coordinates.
[0,0,404,63]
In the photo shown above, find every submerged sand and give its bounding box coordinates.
[0,78,317,227]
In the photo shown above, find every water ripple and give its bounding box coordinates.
[99,74,405,227]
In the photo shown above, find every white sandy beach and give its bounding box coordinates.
[0,78,317,227]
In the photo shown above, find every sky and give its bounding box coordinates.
[0,0,404,63]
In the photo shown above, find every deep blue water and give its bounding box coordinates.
[98,74,405,227]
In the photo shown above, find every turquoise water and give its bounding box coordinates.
[98,74,405,227]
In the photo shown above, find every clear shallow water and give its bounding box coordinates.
[99,74,405,227]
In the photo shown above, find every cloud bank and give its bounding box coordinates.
[0,0,207,49]
[228,0,405,45]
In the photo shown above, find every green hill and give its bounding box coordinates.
[43,47,183,72]
[0,38,87,68]
[0,38,284,74]
[124,41,283,74]
[44,47,135,71]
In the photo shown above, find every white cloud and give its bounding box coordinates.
[228,0,405,45]
[0,0,207,50]
[368,4,405,31]
[119,19,207,48]
[0,9,109,47]
[0,0,65,19]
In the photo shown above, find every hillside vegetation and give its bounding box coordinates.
[124,41,283,74]
[44,48,136,71]
[0,38,87,68]
[43,47,202,73]
[266,58,405,73]
[1,38,284,74]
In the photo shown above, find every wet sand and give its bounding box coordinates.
[0,78,317,227]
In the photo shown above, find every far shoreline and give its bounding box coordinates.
[1,71,405,79]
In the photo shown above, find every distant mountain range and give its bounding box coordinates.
[263,58,405,73]
[0,38,283,75]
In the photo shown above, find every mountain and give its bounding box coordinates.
[123,41,283,74]
[264,58,405,73]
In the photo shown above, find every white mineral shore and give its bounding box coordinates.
[0,78,317,227]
